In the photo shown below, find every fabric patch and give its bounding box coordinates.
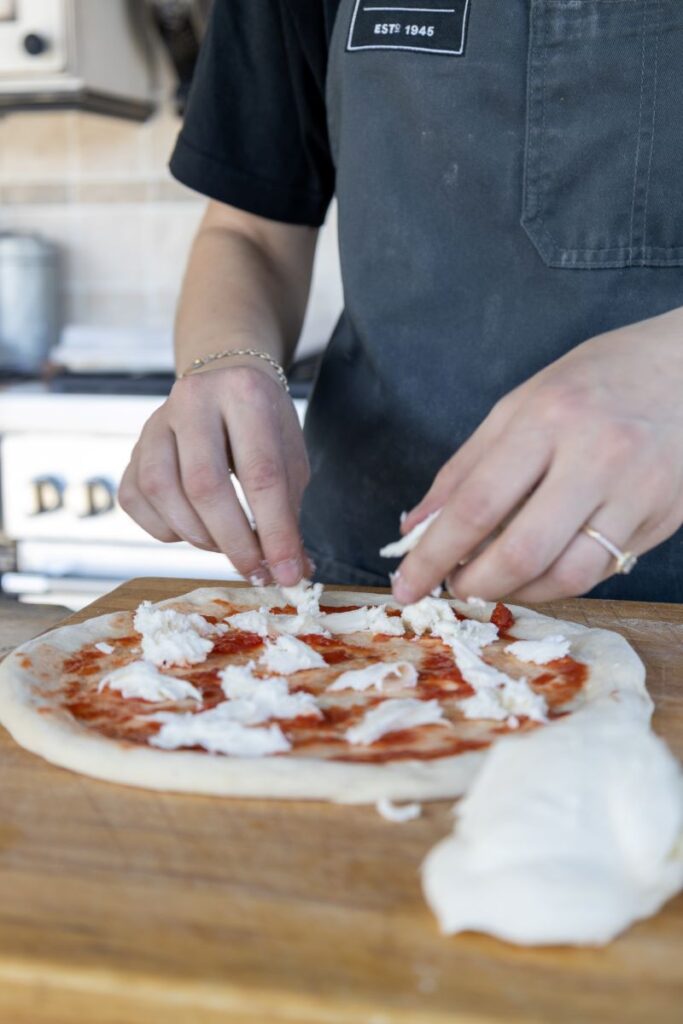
[347,0,470,55]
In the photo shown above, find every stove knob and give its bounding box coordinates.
[30,476,64,515]
[82,477,116,517]
[23,33,49,56]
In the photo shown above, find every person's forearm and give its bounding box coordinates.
[174,200,318,378]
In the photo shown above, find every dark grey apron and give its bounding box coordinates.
[301,0,683,601]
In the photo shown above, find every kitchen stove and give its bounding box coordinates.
[0,376,309,609]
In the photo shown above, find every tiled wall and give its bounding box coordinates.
[0,100,204,331]
[0,97,342,355]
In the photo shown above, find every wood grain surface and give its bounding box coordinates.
[0,598,71,661]
[0,577,681,1024]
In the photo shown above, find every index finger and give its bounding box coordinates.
[393,432,549,604]
[174,413,270,584]
[226,386,305,587]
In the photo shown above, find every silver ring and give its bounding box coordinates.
[581,526,638,575]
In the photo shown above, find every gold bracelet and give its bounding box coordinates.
[177,348,290,393]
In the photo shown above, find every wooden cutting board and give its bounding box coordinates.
[0,577,681,1024]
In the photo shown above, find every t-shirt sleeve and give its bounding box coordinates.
[169,0,334,227]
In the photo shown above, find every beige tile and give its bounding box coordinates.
[0,111,76,184]
[140,102,183,173]
[0,204,81,278]
[1,183,69,204]
[72,111,147,181]
[149,176,201,203]
[65,288,150,327]
[67,205,146,290]
[144,290,179,330]
[141,202,203,291]
[71,181,151,203]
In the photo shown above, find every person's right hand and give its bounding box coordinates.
[118,362,311,586]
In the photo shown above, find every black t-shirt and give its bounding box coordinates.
[170,0,341,227]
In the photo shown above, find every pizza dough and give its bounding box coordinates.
[422,700,683,945]
[0,586,647,804]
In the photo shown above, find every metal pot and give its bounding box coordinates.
[0,232,60,374]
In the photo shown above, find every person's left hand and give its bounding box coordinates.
[392,306,683,604]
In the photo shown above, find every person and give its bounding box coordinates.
[119,0,683,604]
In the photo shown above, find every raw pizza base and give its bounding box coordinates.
[0,587,650,803]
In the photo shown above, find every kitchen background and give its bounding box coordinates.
[0,0,343,611]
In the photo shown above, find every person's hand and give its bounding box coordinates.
[392,307,683,604]
[119,363,311,586]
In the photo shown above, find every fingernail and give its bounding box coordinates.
[271,558,302,586]
[249,571,270,587]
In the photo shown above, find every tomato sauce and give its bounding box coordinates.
[114,635,140,648]
[299,633,377,666]
[211,631,263,656]
[318,604,361,614]
[491,602,515,631]
[61,648,104,676]
[533,657,588,709]
[54,595,590,761]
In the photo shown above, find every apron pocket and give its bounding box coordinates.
[522,0,683,269]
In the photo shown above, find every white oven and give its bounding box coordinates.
[0,383,308,609]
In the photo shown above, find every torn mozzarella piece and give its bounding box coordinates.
[269,580,330,635]
[95,642,114,655]
[133,601,216,667]
[271,613,331,637]
[442,635,511,690]
[345,698,444,746]
[435,629,548,723]
[150,705,290,757]
[138,629,213,668]
[459,676,547,724]
[226,606,330,639]
[259,635,326,674]
[219,663,321,723]
[322,605,404,636]
[505,635,571,664]
[402,597,498,652]
[98,661,202,703]
[401,596,456,635]
[327,661,418,693]
[379,508,442,558]
[134,601,217,639]
[279,580,323,616]
[376,799,422,823]
[457,687,509,722]
[217,661,259,696]
[225,608,272,637]
[435,618,499,654]
[422,705,683,946]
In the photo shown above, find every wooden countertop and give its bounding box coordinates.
[0,597,70,660]
[0,578,681,1024]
